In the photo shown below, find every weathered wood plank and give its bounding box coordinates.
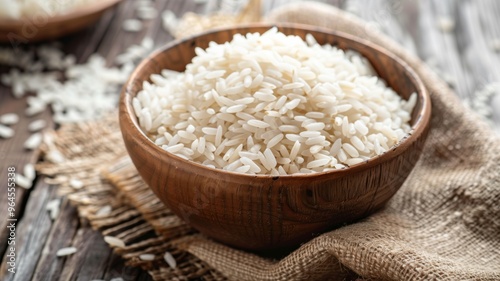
[415,0,475,99]
[344,0,417,53]
[98,0,151,64]
[100,0,204,64]
[30,197,80,281]
[0,181,58,281]
[264,0,343,16]
[153,0,204,45]
[60,222,153,281]
[0,98,52,262]
[58,225,115,281]
[457,0,500,126]
[61,1,121,63]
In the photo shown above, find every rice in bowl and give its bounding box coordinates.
[132,27,416,175]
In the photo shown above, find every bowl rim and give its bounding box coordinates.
[0,0,122,27]
[120,23,431,179]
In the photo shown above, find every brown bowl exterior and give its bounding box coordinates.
[120,24,431,251]
[0,0,121,43]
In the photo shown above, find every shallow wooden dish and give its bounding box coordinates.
[0,0,121,43]
[120,24,431,251]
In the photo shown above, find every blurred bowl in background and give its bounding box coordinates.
[0,0,122,44]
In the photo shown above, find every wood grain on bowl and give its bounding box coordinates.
[0,0,122,43]
[120,23,431,251]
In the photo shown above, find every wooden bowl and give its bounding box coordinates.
[120,24,431,251]
[0,0,121,43]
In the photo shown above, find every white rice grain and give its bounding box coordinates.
[69,178,84,189]
[215,125,223,146]
[104,236,126,248]
[307,158,330,169]
[267,133,284,149]
[226,104,246,113]
[137,6,158,20]
[0,124,14,139]
[264,148,277,167]
[46,150,66,164]
[279,125,299,133]
[350,136,365,151]
[24,133,42,150]
[139,254,155,261]
[354,120,369,135]
[46,198,61,220]
[309,145,324,154]
[304,122,325,131]
[248,119,270,128]
[28,119,47,132]
[96,205,112,216]
[25,103,47,117]
[438,17,455,32]
[164,252,177,269]
[490,38,500,52]
[24,163,36,180]
[0,113,19,125]
[240,157,261,173]
[343,143,360,158]
[56,247,77,257]
[230,164,247,173]
[123,19,143,32]
[345,158,364,166]
[16,174,32,189]
[165,143,184,153]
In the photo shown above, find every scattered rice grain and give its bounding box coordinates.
[0,113,19,125]
[24,133,42,150]
[69,178,84,189]
[28,119,47,132]
[163,251,177,269]
[438,17,455,32]
[139,254,155,261]
[46,199,61,220]
[0,124,14,139]
[16,174,32,189]
[24,163,36,180]
[137,6,158,20]
[56,247,77,257]
[96,205,113,216]
[123,19,143,32]
[104,236,126,248]
[490,38,500,52]
[46,150,66,163]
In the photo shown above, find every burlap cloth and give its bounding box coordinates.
[37,3,500,281]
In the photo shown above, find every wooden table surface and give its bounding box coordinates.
[1,0,499,280]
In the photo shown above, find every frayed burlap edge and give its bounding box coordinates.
[37,114,227,281]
